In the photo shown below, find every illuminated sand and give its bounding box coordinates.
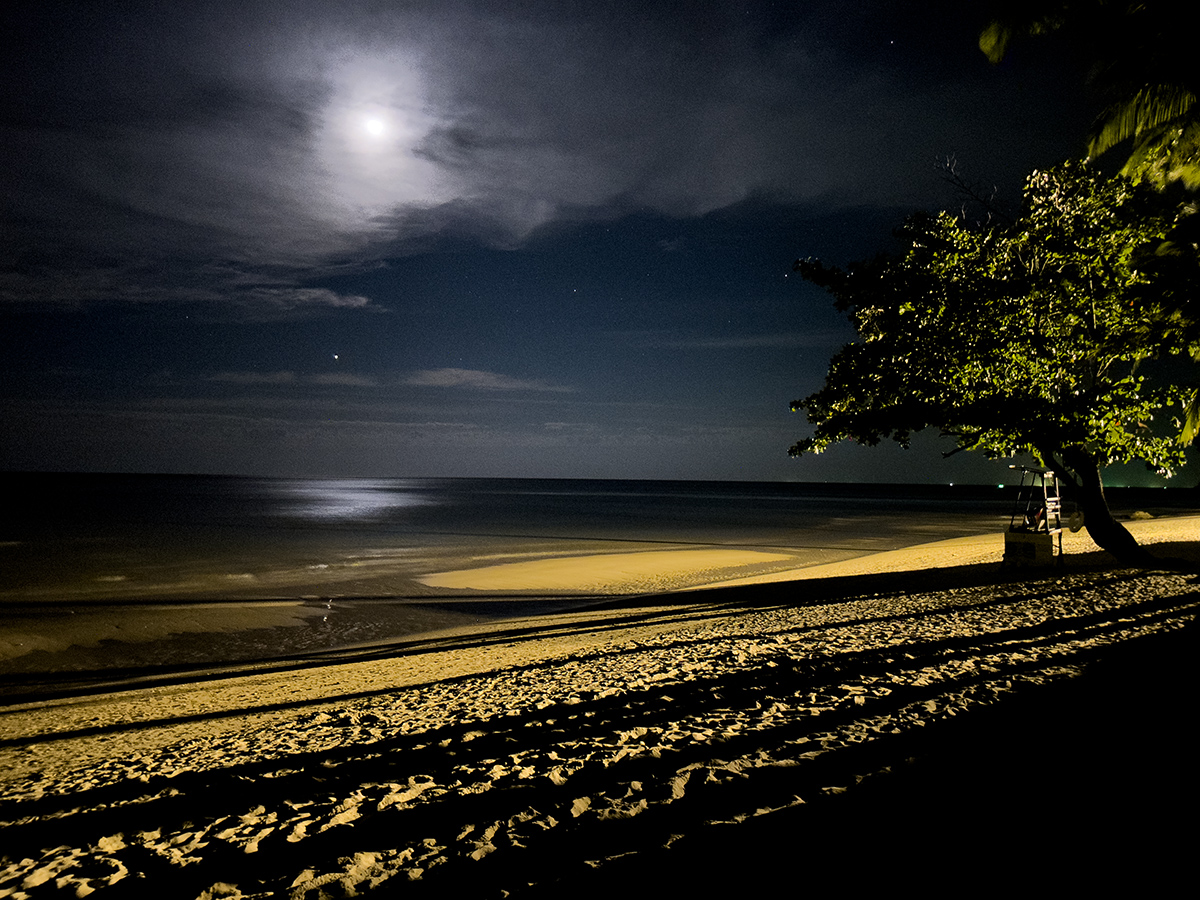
[420,548,797,591]
[417,524,1132,592]
[2,516,1198,896]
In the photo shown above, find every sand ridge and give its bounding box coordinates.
[419,548,798,591]
[418,516,1195,593]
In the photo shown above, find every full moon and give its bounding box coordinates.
[364,117,385,136]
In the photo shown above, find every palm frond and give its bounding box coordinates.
[1089,85,1198,158]
[1182,387,1200,445]
[1172,162,1200,191]
[979,5,1072,64]
[1119,118,1200,185]
[978,22,1011,65]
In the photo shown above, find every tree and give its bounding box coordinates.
[980,1,1200,444]
[792,162,1191,563]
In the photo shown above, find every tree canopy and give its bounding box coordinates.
[792,161,1193,561]
[979,3,1200,440]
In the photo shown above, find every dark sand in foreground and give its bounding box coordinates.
[2,518,1199,896]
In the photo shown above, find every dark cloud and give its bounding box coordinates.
[1,1,1121,481]
[1,0,1090,312]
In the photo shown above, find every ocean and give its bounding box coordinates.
[1,474,1016,603]
[1,473,1194,694]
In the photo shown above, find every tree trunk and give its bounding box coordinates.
[1057,446,1153,565]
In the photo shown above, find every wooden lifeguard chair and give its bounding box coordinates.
[1003,466,1063,566]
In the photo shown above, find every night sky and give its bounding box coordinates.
[1,0,1118,482]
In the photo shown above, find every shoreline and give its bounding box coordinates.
[2,517,1198,894]
[3,515,1198,700]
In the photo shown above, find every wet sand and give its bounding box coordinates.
[2,516,1198,896]
[0,537,895,689]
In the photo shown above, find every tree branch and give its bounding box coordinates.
[939,156,1014,225]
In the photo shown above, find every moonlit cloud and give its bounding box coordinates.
[232,287,379,312]
[0,0,1088,314]
[208,372,299,385]
[209,371,379,387]
[310,49,451,226]
[403,368,574,392]
[309,372,380,387]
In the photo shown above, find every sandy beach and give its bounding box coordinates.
[2,516,1199,896]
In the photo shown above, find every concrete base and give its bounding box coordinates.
[1003,530,1057,566]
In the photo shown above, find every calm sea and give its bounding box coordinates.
[1,474,1023,605]
[1,474,1194,689]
